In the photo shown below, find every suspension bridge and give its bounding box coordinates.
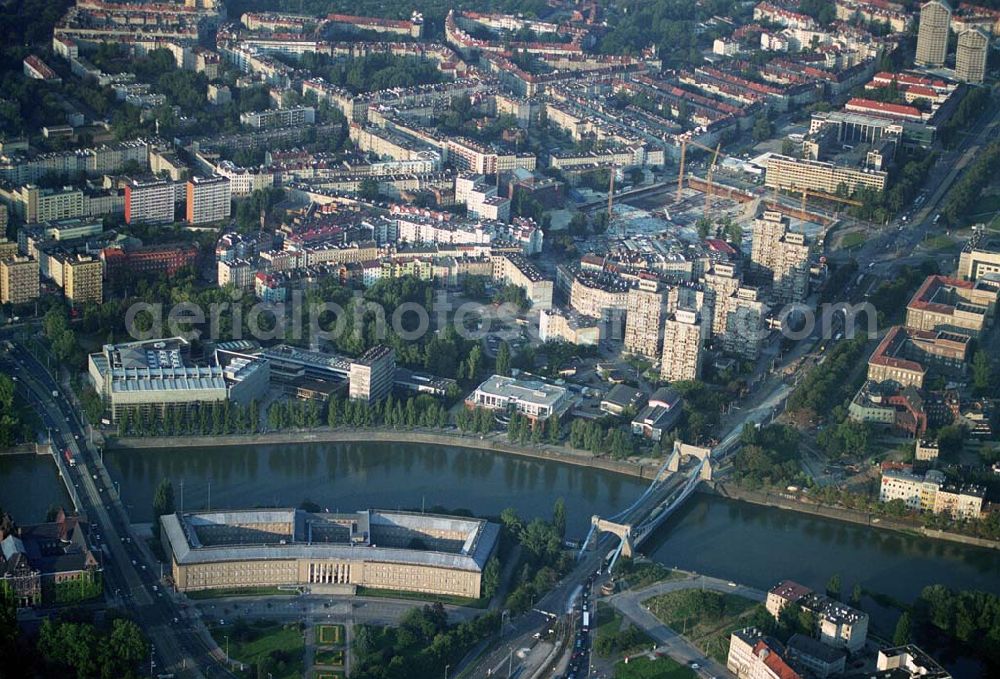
[577,441,715,573]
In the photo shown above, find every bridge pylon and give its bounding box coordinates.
[668,441,713,480]
[591,516,634,558]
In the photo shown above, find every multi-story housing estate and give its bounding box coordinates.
[125,178,175,225]
[240,107,316,129]
[539,307,600,346]
[0,140,150,185]
[660,308,704,383]
[750,211,810,304]
[61,253,102,305]
[0,184,124,224]
[492,253,553,309]
[186,176,231,225]
[956,28,989,84]
[0,255,40,305]
[623,280,668,359]
[916,0,952,67]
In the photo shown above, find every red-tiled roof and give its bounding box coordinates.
[846,97,923,119]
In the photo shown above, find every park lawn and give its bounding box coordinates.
[594,603,655,658]
[355,586,487,608]
[840,232,865,249]
[645,590,762,664]
[614,656,696,679]
[615,560,686,590]
[315,674,344,679]
[208,621,305,679]
[922,234,955,251]
[314,649,344,666]
[187,586,297,600]
[317,624,344,646]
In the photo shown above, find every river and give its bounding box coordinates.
[0,453,72,524]
[3,440,998,675]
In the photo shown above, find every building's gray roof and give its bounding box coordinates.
[475,374,568,409]
[787,633,846,664]
[161,509,499,572]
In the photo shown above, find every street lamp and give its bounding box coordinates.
[225,635,230,668]
[444,664,450,679]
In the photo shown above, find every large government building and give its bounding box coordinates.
[161,508,499,599]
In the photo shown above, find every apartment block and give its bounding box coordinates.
[750,211,810,304]
[721,287,769,360]
[240,107,315,129]
[491,253,553,310]
[765,154,887,195]
[916,0,952,67]
[956,29,989,84]
[0,237,16,261]
[63,253,102,305]
[880,467,984,519]
[0,255,40,305]
[539,307,600,346]
[455,174,510,222]
[624,280,667,359]
[125,178,175,225]
[186,176,231,225]
[660,308,704,383]
[765,580,869,652]
[348,345,395,404]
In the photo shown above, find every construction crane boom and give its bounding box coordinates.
[705,143,722,218]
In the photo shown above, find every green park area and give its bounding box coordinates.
[614,656,696,679]
[208,620,305,679]
[594,603,655,658]
[614,560,686,591]
[646,590,764,664]
[318,624,344,646]
[315,649,345,666]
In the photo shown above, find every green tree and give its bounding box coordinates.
[481,556,501,598]
[552,497,566,539]
[496,342,512,377]
[971,350,992,397]
[826,573,842,599]
[152,478,175,538]
[850,584,863,606]
[893,611,912,646]
[358,178,380,201]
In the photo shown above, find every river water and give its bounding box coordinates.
[0,453,72,524]
[3,441,998,674]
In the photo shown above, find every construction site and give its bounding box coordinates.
[581,139,866,257]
